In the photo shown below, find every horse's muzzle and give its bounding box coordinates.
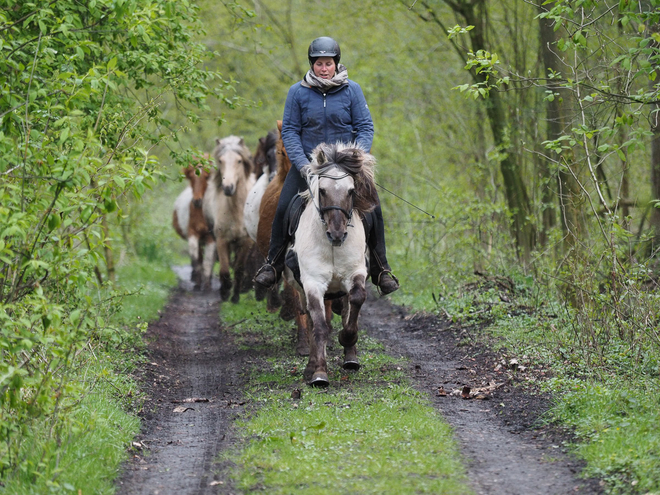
[223,184,236,196]
[327,231,347,246]
[192,198,203,209]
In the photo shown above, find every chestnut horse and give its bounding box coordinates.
[286,143,379,387]
[172,156,214,290]
[202,136,256,303]
[256,122,311,355]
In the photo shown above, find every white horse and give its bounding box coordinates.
[285,143,379,386]
[244,129,278,241]
[202,136,256,303]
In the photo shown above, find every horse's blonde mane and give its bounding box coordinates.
[303,142,378,214]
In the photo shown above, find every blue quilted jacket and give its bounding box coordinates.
[281,79,374,171]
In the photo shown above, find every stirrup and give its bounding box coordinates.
[253,263,278,289]
[376,270,399,295]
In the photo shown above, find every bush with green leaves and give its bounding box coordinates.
[0,0,232,481]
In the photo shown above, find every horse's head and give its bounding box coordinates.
[213,136,253,196]
[253,129,279,179]
[183,155,211,208]
[308,143,378,247]
[274,121,291,181]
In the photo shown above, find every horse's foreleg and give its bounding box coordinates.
[230,238,252,304]
[215,237,231,301]
[338,274,367,371]
[304,287,331,387]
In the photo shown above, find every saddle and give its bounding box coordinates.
[282,194,375,300]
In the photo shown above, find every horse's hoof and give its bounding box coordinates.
[279,303,296,321]
[231,294,240,304]
[254,284,267,301]
[343,359,360,371]
[308,372,329,387]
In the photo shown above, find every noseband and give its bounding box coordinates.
[310,167,354,227]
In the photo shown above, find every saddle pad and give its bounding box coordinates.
[284,193,306,240]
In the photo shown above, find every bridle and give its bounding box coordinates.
[309,166,355,227]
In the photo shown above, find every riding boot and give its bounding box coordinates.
[367,205,400,295]
[253,243,287,289]
[254,165,308,290]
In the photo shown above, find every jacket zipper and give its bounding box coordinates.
[323,92,327,143]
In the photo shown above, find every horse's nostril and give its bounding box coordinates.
[223,185,235,196]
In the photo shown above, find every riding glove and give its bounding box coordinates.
[300,165,311,181]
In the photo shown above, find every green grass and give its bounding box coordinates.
[1,257,177,494]
[220,295,471,495]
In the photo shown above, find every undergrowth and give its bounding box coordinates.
[0,258,176,494]
[420,270,660,495]
[219,295,471,495]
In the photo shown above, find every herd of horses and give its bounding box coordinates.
[171,123,380,387]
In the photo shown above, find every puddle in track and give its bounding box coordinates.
[117,267,601,495]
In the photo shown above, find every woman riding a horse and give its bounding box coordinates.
[254,36,399,295]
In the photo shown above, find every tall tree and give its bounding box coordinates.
[414,0,537,261]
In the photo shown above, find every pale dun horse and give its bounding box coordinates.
[286,143,379,386]
[202,136,256,303]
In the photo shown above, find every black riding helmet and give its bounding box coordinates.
[308,37,341,67]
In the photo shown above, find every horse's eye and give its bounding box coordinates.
[319,189,326,197]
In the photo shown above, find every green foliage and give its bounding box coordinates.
[0,0,230,483]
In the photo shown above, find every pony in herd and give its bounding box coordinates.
[172,125,379,387]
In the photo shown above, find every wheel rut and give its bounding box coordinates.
[117,268,601,494]
[116,267,244,495]
[361,295,602,495]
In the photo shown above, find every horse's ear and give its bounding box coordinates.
[215,138,221,145]
[239,138,245,147]
[277,120,283,132]
[316,148,327,166]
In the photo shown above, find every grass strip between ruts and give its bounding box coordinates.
[219,294,472,495]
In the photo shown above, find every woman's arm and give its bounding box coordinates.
[281,85,309,171]
[349,82,374,152]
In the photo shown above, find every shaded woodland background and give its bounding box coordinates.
[2,0,660,490]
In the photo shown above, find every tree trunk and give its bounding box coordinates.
[538,2,584,251]
[460,0,536,261]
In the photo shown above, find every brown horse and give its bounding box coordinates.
[256,121,335,356]
[202,136,256,303]
[172,156,214,290]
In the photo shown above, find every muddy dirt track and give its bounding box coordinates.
[116,267,602,495]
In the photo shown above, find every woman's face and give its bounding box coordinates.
[312,57,336,79]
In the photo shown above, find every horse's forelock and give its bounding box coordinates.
[212,136,253,179]
[308,143,378,214]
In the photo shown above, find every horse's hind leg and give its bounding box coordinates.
[188,235,202,289]
[338,274,367,371]
[231,238,252,304]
